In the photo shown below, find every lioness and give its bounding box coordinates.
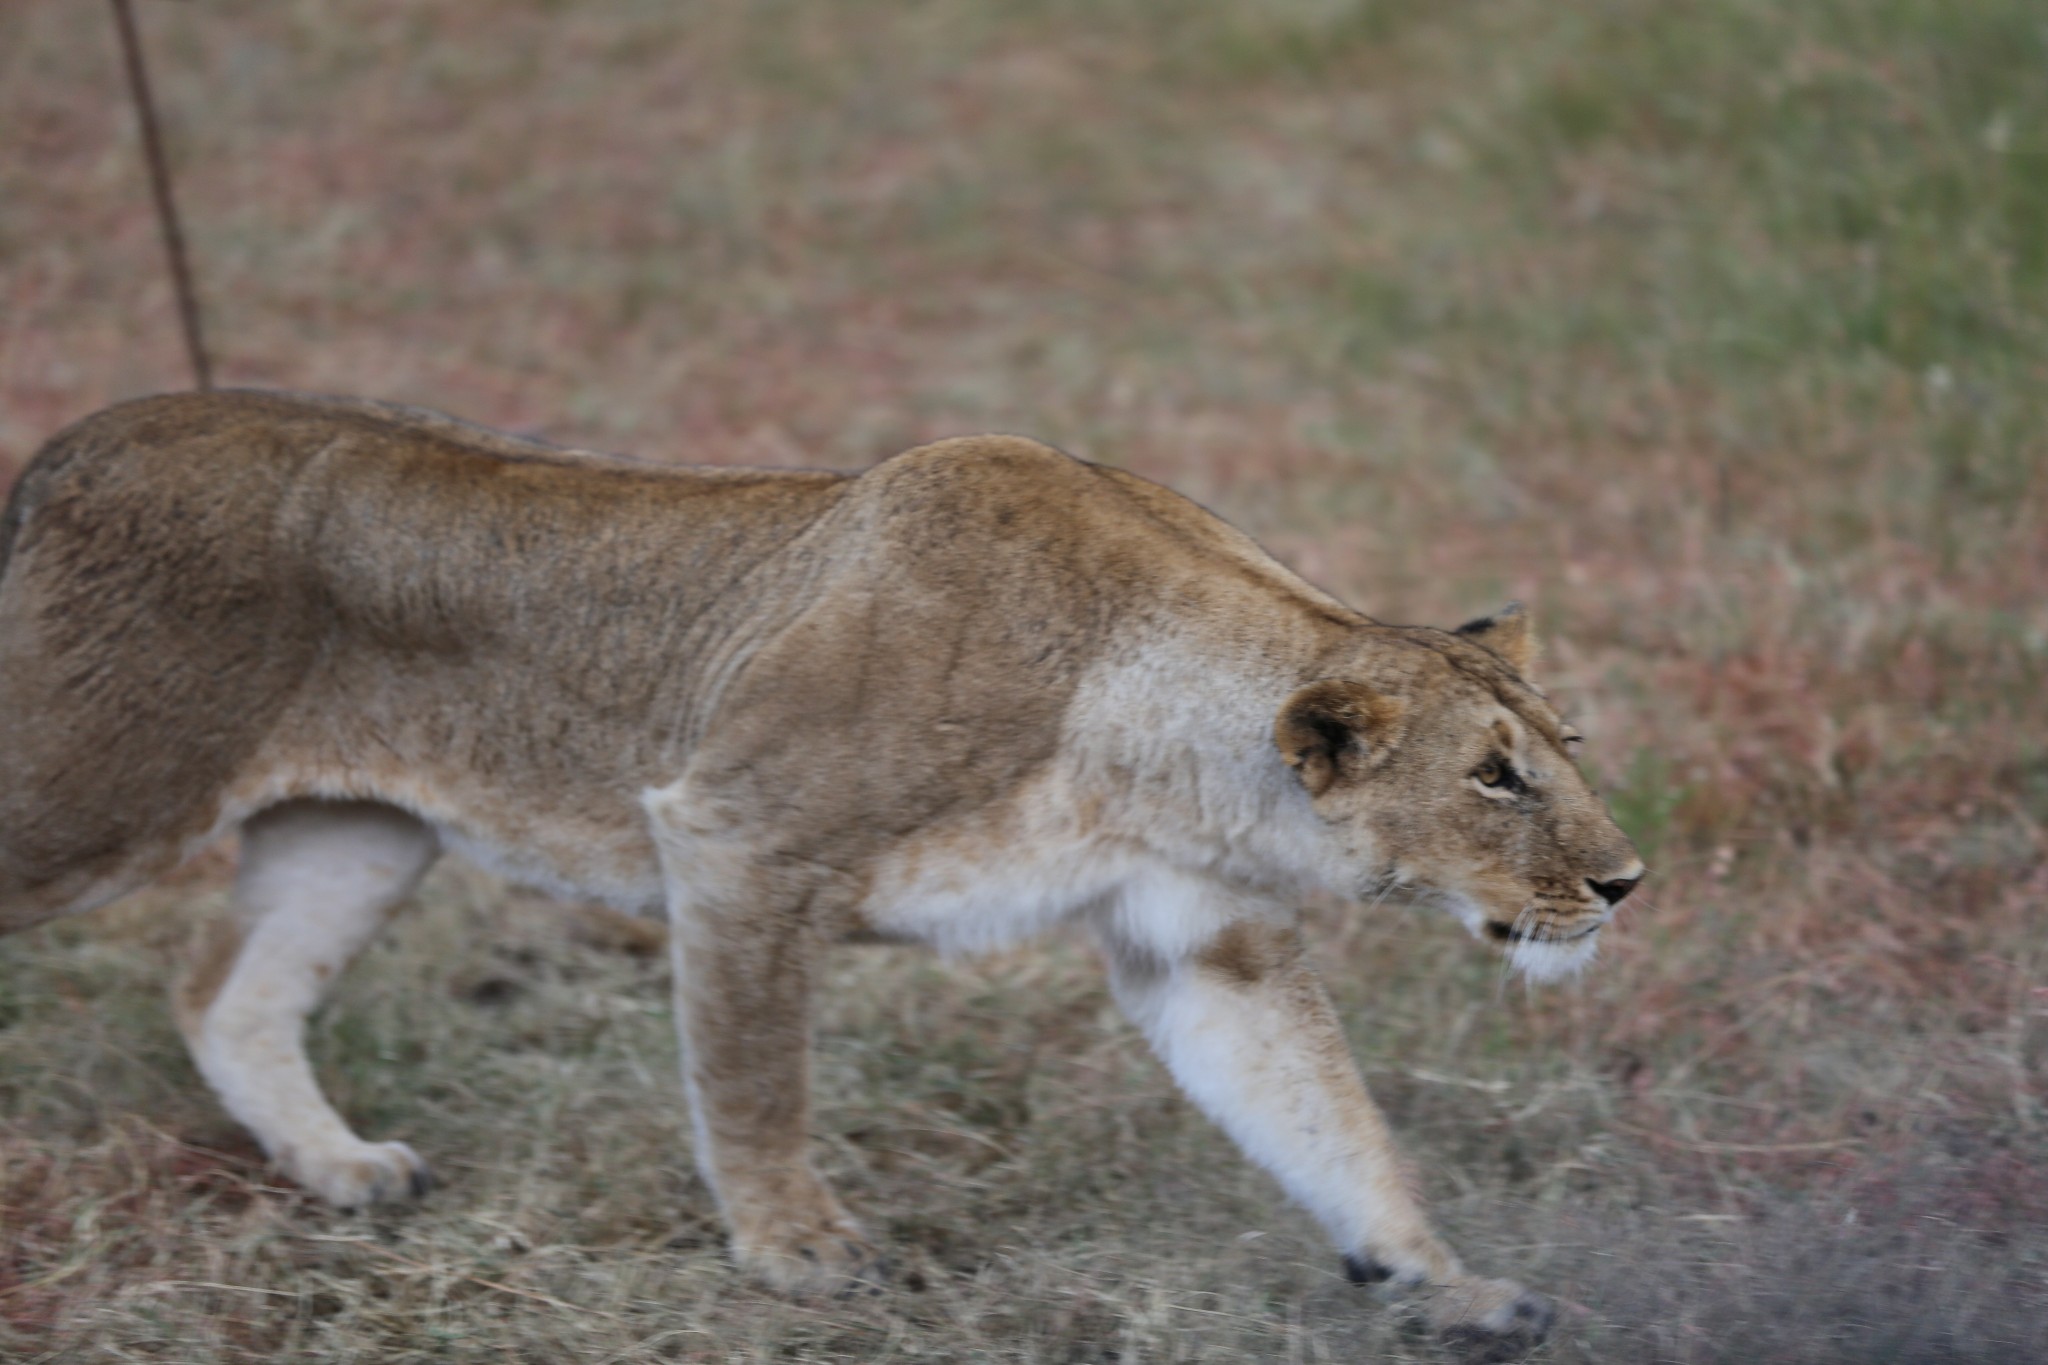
[0,391,1640,1344]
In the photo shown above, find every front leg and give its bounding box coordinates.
[647,791,883,1295]
[1100,908,1554,1345]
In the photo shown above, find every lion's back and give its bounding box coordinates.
[842,433,1357,635]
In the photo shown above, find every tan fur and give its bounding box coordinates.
[172,916,245,1039]
[0,391,1642,1344]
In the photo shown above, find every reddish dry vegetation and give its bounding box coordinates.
[2,1,2045,1361]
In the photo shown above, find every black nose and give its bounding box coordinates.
[1589,875,1640,906]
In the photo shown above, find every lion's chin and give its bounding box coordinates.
[1504,930,1600,984]
[1434,894,1603,984]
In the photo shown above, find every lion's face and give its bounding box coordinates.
[1275,609,1643,982]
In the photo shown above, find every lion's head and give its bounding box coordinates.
[1275,605,1643,981]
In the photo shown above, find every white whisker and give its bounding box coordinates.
[1494,901,1540,999]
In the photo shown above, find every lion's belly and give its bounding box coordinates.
[433,809,665,913]
[219,756,668,914]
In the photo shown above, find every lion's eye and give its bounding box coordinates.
[1475,758,1512,789]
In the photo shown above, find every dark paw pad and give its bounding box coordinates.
[1508,1293,1555,1336]
[1343,1253,1395,1285]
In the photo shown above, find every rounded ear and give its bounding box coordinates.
[1274,680,1406,798]
[1454,601,1537,675]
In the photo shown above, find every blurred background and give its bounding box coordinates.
[2,2,2044,1360]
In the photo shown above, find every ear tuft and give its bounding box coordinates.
[1454,601,1537,674]
[1274,679,1406,798]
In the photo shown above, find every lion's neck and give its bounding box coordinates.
[1062,633,1339,900]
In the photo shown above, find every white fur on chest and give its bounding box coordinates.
[856,644,1334,961]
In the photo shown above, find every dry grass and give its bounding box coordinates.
[3,1,2045,1360]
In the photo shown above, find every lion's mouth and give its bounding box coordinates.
[1483,920,1599,946]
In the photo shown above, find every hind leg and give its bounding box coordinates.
[175,799,440,1208]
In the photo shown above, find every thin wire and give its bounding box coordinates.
[110,0,212,390]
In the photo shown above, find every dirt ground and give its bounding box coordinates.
[3,1,2045,1360]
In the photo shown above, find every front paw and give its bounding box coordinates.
[1425,1275,1556,1354]
[731,1208,888,1297]
[284,1138,434,1210]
